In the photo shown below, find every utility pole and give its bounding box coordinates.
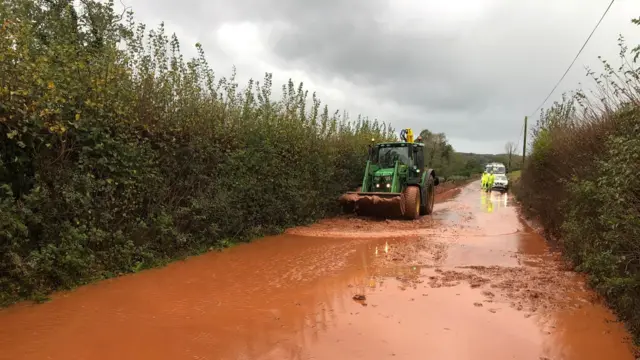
[522,116,528,167]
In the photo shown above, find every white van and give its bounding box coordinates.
[485,162,508,191]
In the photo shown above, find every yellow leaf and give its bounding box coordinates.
[75,113,80,121]
[47,81,55,89]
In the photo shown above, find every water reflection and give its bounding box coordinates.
[480,190,514,213]
[480,191,493,213]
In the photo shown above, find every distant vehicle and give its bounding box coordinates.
[485,162,508,192]
[492,173,509,192]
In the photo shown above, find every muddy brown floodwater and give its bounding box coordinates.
[0,181,637,360]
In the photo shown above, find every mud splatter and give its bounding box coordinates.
[286,184,465,238]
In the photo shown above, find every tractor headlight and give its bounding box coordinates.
[375,176,392,188]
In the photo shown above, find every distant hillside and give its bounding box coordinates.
[438,152,523,178]
[417,129,522,179]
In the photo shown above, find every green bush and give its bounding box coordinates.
[0,0,395,305]
[561,109,640,338]
[515,20,640,342]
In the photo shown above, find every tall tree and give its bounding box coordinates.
[419,129,452,169]
[504,141,517,169]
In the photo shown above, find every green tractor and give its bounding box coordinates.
[339,128,440,219]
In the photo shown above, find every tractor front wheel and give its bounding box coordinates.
[402,186,421,220]
[420,175,436,215]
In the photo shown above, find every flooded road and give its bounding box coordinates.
[0,181,636,360]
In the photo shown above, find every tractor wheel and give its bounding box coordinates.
[420,175,436,215]
[401,186,421,220]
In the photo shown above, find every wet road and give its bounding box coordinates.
[0,181,636,360]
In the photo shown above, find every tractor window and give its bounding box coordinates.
[415,146,425,169]
[377,146,410,168]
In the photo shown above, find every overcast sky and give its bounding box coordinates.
[120,0,640,154]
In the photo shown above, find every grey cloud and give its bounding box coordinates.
[261,0,634,145]
[268,6,468,105]
[126,0,639,152]
[266,1,564,111]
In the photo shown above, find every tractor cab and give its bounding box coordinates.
[374,145,411,168]
[366,142,426,192]
[363,129,429,193]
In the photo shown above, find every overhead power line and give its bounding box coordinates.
[528,0,615,118]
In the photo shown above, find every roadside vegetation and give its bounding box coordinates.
[514,18,640,342]
[507,170,522,190]
[0,0,396,305]
[416,129,517,181]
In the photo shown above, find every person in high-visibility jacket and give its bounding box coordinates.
[486,170,495,192]
[481,171,488,190]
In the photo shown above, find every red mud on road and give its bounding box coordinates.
[0,181,637,360]
[286,183,463,239]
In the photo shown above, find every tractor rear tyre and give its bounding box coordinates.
[402,185,421,220]
[420,175,436,215]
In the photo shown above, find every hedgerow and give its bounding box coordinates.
[0,0,395,305]
[515,20,640,342]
